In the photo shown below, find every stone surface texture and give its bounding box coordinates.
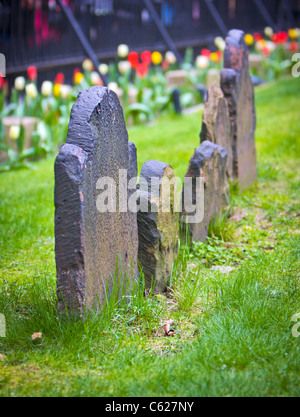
[181,140,228,242]
[200,82,233,180]
[55,86,138,315]
[137,160,179,293]
[221,29,257,189]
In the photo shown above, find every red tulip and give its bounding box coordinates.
[136,62,149,78]
[254,33,263,42]
[27,65,37,81]
[290,41,299,52]
[272,31,289,44]
[128,51,139,69]
[201,48,211,57]
[55,72,65,84]
[141,50,152,66]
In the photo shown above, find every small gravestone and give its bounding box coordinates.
[221,29,257,189]
[55,86,138,315]
[181,140,228,242]
[200,82,233,180]
[137,160,179,293]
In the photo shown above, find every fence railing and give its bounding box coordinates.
[1,0,299,82]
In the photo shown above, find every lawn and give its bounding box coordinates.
[0,77,299,397]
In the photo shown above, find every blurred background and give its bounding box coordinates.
[2,0,300,84]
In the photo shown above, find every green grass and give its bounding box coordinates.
[0,77,299,397]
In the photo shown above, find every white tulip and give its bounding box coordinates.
[165,51,177,65]
[265,41,276,53]
[9,125,21,140]
[117,44,129,58]
[99,63,109,75]
[91,71,101,85]
[25,83,38,99]
[118,60,131,74]
[214,36,226,51]
[82,58,94,72]
[108,82,119,93]
[264,26,273,38]
[60,84,72,99]
[41,81,53,97]
[196,55,209,70]
[14,76,25,91]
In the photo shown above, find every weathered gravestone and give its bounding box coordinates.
[137,160,179,293]
[220,29,257,189]
[200,82,233,180]
[181,140,228,242]
[55,86,138,315]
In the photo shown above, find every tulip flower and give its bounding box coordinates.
[201,49,211,58]
[55,73,65,84]
[9,125,20,140]
[25,83,38,98]
[165,51,176,65]
[136,62,149,78]
[14,76,26,91]
[82,58,94,72]
[118,60,131,75]
[127,52,139,69]
[60,84,72,99]
[151,51,163,65]
[264,27,274,38]
[53,83,61,98]
[91,71,102,85]
[245,34,254,46]
[141,51,152,66]
[210,52,220,63]
[108,82,119,93]
[289,29,298,40]
[41,81,53,97]
[196,55,209,69]
[117,44,129,58]
[74,72,84,85]
[99,63,109,75]
[27,66,37,82]
[254,33,263,42]
[214,37,226,51]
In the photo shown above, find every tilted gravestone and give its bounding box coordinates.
[55,86,138,315]
[137,160,179,293]
[181,140,228,242]
[200,82,233,180]
[221,29,257,189]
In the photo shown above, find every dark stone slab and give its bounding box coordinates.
[200,82,233,180]
[55,86,138,315]
[181,140,228,242]
[221,29,257,189]
[137,160,179,293]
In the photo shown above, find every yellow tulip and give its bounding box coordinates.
[53,83,61,98]
[289,28,298,39]
[210,52,219,63]
[245,34,254,46]
[74,72,84,85]
[151,51,163,65]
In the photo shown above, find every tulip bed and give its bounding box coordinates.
[0,76,299,397]
[0,27,299,174]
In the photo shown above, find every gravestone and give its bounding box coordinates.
[137,160,179,293]
[181,140,228,242]
[221,29,257,189]
[55,86,138,315]
[200,82,233,180]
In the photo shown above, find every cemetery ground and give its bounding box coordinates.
[0,76,299,397]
